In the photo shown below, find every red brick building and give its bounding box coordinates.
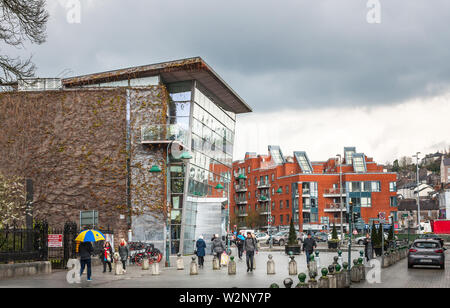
[230,146,398,233]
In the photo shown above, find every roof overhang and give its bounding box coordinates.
[62,57,252,114]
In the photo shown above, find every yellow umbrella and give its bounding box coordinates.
[75,229,106,242]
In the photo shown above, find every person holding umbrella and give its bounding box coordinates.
[236,233,245,260]
[75,229,106,282]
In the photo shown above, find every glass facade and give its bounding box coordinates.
[182,84,236,254]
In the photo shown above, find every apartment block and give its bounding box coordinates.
[229,146,398,233]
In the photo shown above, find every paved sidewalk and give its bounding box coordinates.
[0,249,362,288]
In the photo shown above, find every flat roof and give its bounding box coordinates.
[62,57,252,114]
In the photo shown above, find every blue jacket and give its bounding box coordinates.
[196,239,206,257]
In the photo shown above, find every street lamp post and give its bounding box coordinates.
[348,201,353,274]
[413,152,421,234]
[336,154,344,244]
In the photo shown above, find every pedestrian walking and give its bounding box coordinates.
[236,233,245,260]
[102,241,113,273]
[118,238,129,273]
[363,233,374,261]
[196,235,206,268]
[211,234,226,266]
[302,233,317,264]
[79,241,94,281]
[243,232,258,272]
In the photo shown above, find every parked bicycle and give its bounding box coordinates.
[128,242,163,266]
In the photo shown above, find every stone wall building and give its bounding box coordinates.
[0,57,252,254]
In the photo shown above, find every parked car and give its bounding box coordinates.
[255,232,269,242]
[313,232,328,242]
[419,233,444,248]
[354,233,389,245]
[408,239,446,269]
[266,231,289,246]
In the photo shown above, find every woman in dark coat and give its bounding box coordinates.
[118,239,129,273]
[102,241,113,273]
[196,235,206,268]
[363,233,374,261]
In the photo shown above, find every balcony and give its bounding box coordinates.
[237,212,248,217]
[141,124,189,146]
[257,181,270,189]
[235,184,247,192]
[234,173,247,180]
[235,199,248,205]
[257,195,270,202]
[302,188,310,196]
[323,187,346,197]
[324,203,346,212]
[259,211,270,215]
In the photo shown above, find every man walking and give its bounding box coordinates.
[302,233,317,264]
[363,233,374,261]
[79,241,94,281]
[243,232,258,272]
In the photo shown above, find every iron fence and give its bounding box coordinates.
[0,221,48,264]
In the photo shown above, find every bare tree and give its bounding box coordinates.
[0,0,49,84]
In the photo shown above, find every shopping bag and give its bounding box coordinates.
[221,252,229,266]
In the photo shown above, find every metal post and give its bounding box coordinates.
[348,202,353,272]
[227,177,230,252]
[165,141,173,267]
[415,152,421,234]
[381,222,384,265]
[337,154,344,244]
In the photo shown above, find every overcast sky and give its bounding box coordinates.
[17,0,450,163]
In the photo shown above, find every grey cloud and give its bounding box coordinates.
[23,0,450,111]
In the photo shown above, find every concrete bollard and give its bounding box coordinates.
[342,262,350,288]
[296,273,308,288]
[328,265,337,288]
[318,268,329,288]
[358,257,365,281]
[337,250,343,266]
[212,256,220,270]
[176,253,184,270]
[315,251,321,269]
[308,254,317,276]
[308,270,318,288]
[270,283,280,288]
[142,258,150,270]
[350,259,360,282]
[334,263,345,288]
[283,278,294,288]
[267,255,276,275]
[382,253,390,268]
[288,254,298,276]
[190,257,198,275]
[151,262,160,275]
[228,256,236,275]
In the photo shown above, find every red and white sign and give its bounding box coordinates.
[48,234,63,248]
[353,229,358,235]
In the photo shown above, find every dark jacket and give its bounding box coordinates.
[79,242,94,260]
[302,237,317,253]
[196,239,206,257]
[236,238,244,248]
[243,237,258,252]
[102,245,113,263]
[118,244,129,261]
[211,238,226,254]
[363,238,373,254]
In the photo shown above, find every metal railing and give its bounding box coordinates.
[324,203,346,211]
[323,187,346,195]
